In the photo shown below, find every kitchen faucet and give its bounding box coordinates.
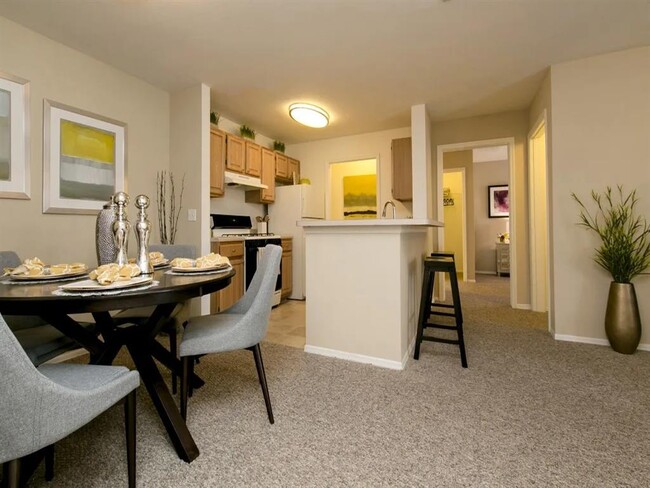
[381,200,396,219]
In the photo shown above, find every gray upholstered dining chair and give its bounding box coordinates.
[0,313,140,488]
[179,244,281,424]
[113,244,196,393]
[0,251,94,366]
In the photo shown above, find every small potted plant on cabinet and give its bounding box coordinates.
[273,140,285,153]
[239,125,256,140]
[572,186,650,354]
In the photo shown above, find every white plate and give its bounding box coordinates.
[171,263,231,273]
[10,269,88,281]
[59,276,153,291]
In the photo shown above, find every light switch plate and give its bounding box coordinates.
[187,209,197,221]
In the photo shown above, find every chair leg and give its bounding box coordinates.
[124,391,136,488]
[3,459,19,488]
[44,445,54,481]
[169,328,178,395]
[252,344,274,424]
[180,356,190,421]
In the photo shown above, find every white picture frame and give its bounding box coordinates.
[0,72,30,199]
[43,99,127,214]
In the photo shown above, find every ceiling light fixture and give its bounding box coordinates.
[289,103,329,128]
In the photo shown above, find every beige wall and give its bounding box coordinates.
[474,160,509,273]
[431,110,530,306]
[286,126,412,219]
[0,17,170,266]
[550,46,650,347]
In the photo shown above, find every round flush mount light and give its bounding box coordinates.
[289,103,329,128]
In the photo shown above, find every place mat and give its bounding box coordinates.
[52,281,159,297]
[165,266,232,276]
[1,274,90,285]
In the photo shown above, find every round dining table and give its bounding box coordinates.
[0,267,235,463]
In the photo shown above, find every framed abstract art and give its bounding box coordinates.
[43,99,126,214]
[0,72,30,199]
[488,184,509,218]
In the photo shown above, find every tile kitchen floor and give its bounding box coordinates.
[265,299,305,349]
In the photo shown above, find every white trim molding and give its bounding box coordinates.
[555,334,650,352]
[304,345,406,370]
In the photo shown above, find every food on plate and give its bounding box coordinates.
[149,251,167,266]
[4,257,87,278]
[89,263,141,285]
[195,253,230,269]
[169,257,194,268]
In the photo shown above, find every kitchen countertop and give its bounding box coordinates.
[299,218,443,227]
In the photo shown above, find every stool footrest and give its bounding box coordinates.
[430,303,454,309]
[429,311,457,318]
[422,336,459,345]
[424,323,459,331]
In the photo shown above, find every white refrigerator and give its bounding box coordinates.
[268,184,324,299]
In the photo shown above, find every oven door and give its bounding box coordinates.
[244,239,282,294]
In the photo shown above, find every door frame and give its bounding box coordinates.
[436,137,517,308]
[442,168,468,282]
[528,109,552,328]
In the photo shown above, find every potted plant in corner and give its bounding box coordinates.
[572,186,650,354]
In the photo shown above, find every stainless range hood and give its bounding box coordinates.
[224,171,268,190]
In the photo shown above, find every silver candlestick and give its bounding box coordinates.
[112,192,130,266]
[134,194,153,274]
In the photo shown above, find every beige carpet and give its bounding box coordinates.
[21,276,650,487]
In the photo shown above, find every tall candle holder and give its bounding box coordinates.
[112,192,130,266]
[134,194,153,274]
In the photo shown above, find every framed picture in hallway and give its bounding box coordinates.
[488,185,509,218]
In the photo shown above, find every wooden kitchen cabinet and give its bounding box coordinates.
[275,152,289,179]
[287,157,300,184]
[281,238,293,299]
[211,240,245,312]
[226,134,245,173]
[245,140,262,177]
[391,137,412,201]
[210,128,226,197]
[245,147,276,204]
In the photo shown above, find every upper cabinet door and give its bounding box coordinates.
[245,141,262,177]
[226,134,245,173]
[210,128,226,197]
[260,147,276,203]
[287,157,300,184]
[391,137,412,201]
[275,153,289,179]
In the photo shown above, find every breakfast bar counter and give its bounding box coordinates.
[299,219,442,369]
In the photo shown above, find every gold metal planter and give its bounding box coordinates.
[605,282,642,354]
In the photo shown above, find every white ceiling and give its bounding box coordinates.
[0,0,648,144]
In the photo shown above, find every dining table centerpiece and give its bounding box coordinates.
[572,186,650,354]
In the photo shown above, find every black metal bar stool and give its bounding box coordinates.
[414,252,468,367]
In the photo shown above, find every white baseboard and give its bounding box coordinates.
[515,303,531,310]
[304,344,404,370]
[476,270,496,275]
[466,279,476,283]
[554,334,650,352]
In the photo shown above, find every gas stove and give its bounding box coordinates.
[215,232,278,241]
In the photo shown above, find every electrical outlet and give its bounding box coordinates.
[187,209,197,221]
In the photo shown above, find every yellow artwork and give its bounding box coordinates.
[59,120,116,201]
[343,174,377,219]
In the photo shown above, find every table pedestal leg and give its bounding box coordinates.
[126,342,200,463]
